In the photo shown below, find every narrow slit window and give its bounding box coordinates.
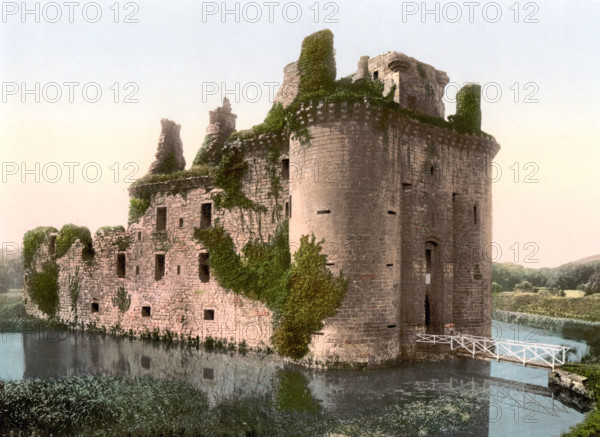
[204,309,215,321]
[200,203,212,229]
[281,159,290,181]
[199,253,210,283]
[135,266,140,275]
[430,166,435,176]
[317,210,331,215]
[289,196,292,217]
[326,262,335,266]
[156,207,167,231]
[474,204,478,225]
[177,265,181,275]
[91,302,99,313]
[387,263,394,267]
[387,325,397,328]
[155,254,165,280]
[425,249,432,274]
[179,218,184,228]
[117,253,126,278]
[137,232,141,241]
[285,202,290,218]
[141,306,151,317]
[387,210,397,215]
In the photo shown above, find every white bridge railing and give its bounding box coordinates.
[416,332,570,370]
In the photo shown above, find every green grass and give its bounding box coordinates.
[493,292,600,322]
[562,364,600,436]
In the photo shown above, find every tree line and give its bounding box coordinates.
[492,260,600,294]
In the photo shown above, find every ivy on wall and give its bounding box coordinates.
[23,226,57,271]
[55,224,95,260]
[28,261,60,317]
[447,84,482,134]
[194,220,348,359]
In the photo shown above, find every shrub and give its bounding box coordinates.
[128,196,152,225]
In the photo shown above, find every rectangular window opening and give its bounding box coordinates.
[135,266,139,276]
[474,204,478,225]
[91,302,99,313]
[137,231,141,241]
[179,218,184,228]
[281,158,290,181]
[402,183,412,191]
[199,253,210,283]
[387,210,397,215]
[317,210,331,215]
[203,367,214,380]
[177,265,181,275]
[155,254,165,281]
[387,325,397,328]
[204,309,215,321]
[48,235,56,256]
[326,262,335,266]
[373,71,379,80]
[141,306,151,317]
[200,203,212,229]
[156,207,167,231]
[117,253,126,278]
[387,263,394,267]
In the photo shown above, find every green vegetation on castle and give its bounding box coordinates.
[297,29,336,96]
[95,226,125,236]
[55,224,94,260]
[22,226,57,271]
[448,84,482,134]
[194,220,348,359]
[28,260,60,317]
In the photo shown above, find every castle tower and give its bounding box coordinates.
[289,102,403,365]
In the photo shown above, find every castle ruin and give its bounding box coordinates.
[24,30,500,367]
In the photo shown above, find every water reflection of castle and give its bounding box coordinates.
[13,330,584,435]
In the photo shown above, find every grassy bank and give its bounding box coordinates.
[493,292,600,322]
[562,364,600,436]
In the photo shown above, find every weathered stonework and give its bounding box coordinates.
[148,119,186,174]
[25,43,500,367]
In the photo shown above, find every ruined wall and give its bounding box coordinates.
[25,133,290,348]
[366,52,449,118]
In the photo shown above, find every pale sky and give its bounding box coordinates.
[1,0,599,268]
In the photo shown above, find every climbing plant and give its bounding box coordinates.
[194,220,347,359]
[68,266,80,315]
[28,261,60,317]
[297,29,336,96]
[112,287,131,313]
[448,84,482,134]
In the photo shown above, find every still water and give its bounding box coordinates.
[0,320,594,436]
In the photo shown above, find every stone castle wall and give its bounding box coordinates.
[25,134,290,349]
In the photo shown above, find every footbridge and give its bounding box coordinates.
[416,331,571,370]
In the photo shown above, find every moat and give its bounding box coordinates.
[0,320,592,436]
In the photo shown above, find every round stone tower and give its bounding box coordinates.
[289,101,402,365]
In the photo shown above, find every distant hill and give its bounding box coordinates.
[569,254,600,265]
